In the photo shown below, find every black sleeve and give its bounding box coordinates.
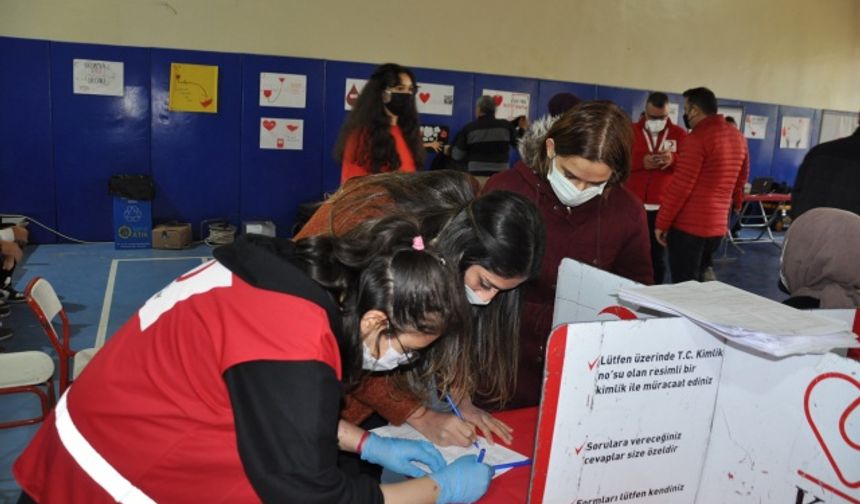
[224,360,384,504]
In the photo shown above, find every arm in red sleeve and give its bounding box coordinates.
[655,134,704,231]
[733,144,750,211]
[341,133,370,185]
[346,375,423,426]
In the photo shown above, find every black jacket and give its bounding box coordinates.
[791,129,860,218]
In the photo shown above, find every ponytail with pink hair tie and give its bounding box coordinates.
[411,236,425,251]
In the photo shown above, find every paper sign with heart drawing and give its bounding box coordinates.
[415,82,454,116]
[260,72,307,109]
[260,117,303,150]
[803,372,860,489]
[482,89,530,121]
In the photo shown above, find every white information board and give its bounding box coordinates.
[530,317,860,503]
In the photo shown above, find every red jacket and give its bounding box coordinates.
[483,162,652,407]
[626,118,688,206]
[341,125,417,184]
[656,115,749,238]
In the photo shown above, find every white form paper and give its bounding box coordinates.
[371,423,529,478]
[619,281,858,356]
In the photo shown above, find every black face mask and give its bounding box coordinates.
[683,113,691,130]
[385,92,413,117]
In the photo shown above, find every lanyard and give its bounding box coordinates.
[642,127,668,153]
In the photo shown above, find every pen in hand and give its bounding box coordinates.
[444,393,481,450]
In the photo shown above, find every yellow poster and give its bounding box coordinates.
[168,63,218,113]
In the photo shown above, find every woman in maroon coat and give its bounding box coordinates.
[483,101,653,407]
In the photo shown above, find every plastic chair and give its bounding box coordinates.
[0,351,55,429]
[26,277,102,394]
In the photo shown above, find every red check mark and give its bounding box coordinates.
[575,441,586,455]
[588,357,599,371]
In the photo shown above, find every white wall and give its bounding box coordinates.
[1,0,858,111]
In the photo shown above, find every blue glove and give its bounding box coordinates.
[360,433,447,478]
[429,455,494,504]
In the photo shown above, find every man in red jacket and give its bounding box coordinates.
[655,87,749,283]
[627,92,688,283]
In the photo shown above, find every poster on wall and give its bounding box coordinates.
[819,110,859,143]
[415,83,454,116]
[744,115,769,140]
[73,59,124,96]
[259,72,307,108]
[169,63,219,113]
[344,78,368,111]
[718,106,743,129]
[780,116,811,149]
[482,89,530,121]
[667,103,680,126]
[260,117,303,150]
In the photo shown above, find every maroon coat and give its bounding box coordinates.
[483,162,653,407]
[656,114,749,238]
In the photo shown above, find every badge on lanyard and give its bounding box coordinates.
[662,139,677,153]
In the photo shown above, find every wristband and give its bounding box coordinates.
[356,431,371,454]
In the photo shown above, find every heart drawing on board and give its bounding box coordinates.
[286,124,299,132]
[493,95,504,107]
[200,98,213,108]
[263,89,272,98]
[803,372,860,489]
[262,120,277,131]
[419,92,431,104]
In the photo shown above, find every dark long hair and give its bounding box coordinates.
[334,63,425,174]
[430,191,545,405]
[292,216,470,389]
[301,171,544,404]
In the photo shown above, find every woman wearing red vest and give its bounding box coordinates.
[337,63,425,184]
[15,217,492,504]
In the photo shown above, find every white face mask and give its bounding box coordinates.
[645,118,668,133]
[465,284,491,306]
[547,157,607,207]
[362,340,415,371]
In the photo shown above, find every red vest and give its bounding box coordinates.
[15,260,341,502]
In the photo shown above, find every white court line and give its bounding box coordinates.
[96,256,211,345]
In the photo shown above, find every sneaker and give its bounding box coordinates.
[0,305,9,318]
[702,267,718,282]
[0,287,26,304]
[0,326,12,342]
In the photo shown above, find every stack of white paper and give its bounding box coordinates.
[618,281,859,357]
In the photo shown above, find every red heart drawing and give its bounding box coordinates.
[278,77,285,82]
[286,124,299,132]
[200,98,213,108]
[419,92,431,103]
[346,84,360,107]
[493,95,504,107]
[263,89,272,98]
[276,138,285,148]
[262,120,276,131]
[804,372,860,489]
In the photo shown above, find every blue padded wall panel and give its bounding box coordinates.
[537,79,597,116]
[151,49,241,236]
[0,37,55,243]
[51,41,151,242]
[472,74,540,166]
[771,106,822,185]
[412,66,474,171]
[240,54,325,236]
[596,85,649,119]
[737,102,779,181]
[322,61,379,194]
